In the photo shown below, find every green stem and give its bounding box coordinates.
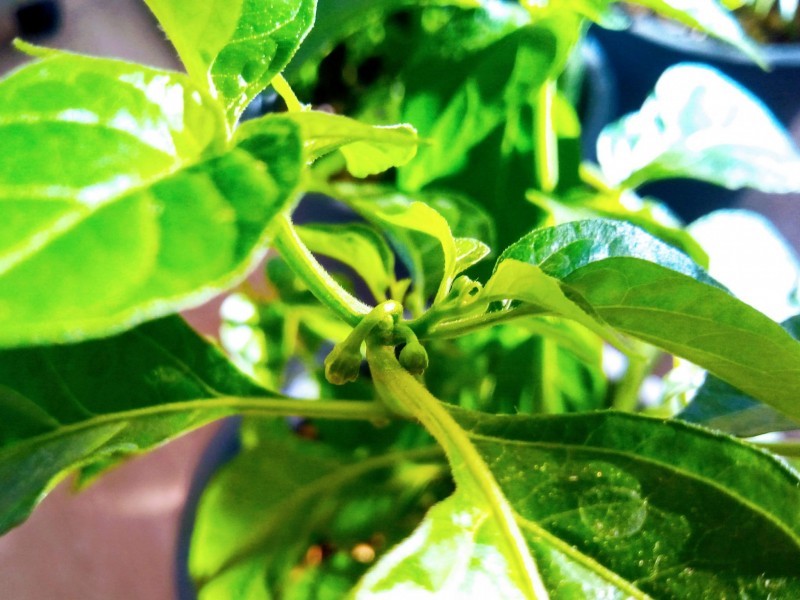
[271,73,305,112]
[611,349,659,412]
[274,214,372,327]
[416,305,548,339]
[366,341,548,599]
[534,79,558,193]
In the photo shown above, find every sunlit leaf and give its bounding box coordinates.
[597,64,800,191]
[0,55,303,347]
[265,111,417,177]
[486,219,800,420]
[338,188,458,306]
[143,0,316,124]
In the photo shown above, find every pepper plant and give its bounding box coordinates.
[3,0,800,598]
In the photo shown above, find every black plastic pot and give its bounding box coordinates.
[592,18,800,221]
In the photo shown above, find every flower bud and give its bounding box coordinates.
[324,346,362,385]
[399,341,429,375]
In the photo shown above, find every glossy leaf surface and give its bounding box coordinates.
[0,55,304,347]
[269,111,417,177]
[143,0,316,124]
[0,317,275,535]
[597,64,800,191]
[487,220,800,420]
[190,419,446,599]
[447,407,800,598]
[365,348,800,597]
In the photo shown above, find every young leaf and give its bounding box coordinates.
[250,111,417,177]
[295,223,395,301]
[0,317,277,536]
[341,190,458,307]
[0,54,303,347]
[142,0,316,125]
[365,344,800,597]
[597,64,800,192]
[453,238,491,275]
[189,419,446,599]
[486,220,800,420]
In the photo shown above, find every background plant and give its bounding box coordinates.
[1,0,800,598]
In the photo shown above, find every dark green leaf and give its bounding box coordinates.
[444,407,800,597]
[396,22,559,248]
[0,55,303,347]
[424,320,607,415]
[366,347,800,597]
[189,419,447,599]
[0,316,275,535]
[597,64,800,191]
[486,219,800,421]
[143,0,316,124]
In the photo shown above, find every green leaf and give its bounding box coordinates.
[446,406,800,597]
[260,111,417,177]
[295,223,395,301]
[679,314,800,436]
[424,320,607,415]
[597,64,800,191]
[487,219,800,421]
[0,316,276,535]
[0,55,304,347]
[454,238,491,275]
[339,188,458,307]
[189,419,447,599]
[628,0,760,60]
[142,0,316,125]
[528,185,709,267]
[366,345,800,597]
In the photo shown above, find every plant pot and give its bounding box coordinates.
[591,18,800,221]
[175,418,243,600]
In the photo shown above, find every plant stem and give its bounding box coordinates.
[366,341,548,598]
[534,79,558,193]
[271,73,305,112]
[611,349,658,412]
[273,214,372,327]
[417,305,548,339]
